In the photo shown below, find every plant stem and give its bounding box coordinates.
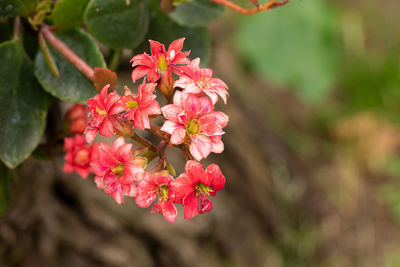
[13,17,22,41]
[108,49,122,72]
[210,0,289,15]
[40,25,94,82]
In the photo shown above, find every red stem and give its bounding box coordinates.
[210,0,289,15]
[40,25,94,82]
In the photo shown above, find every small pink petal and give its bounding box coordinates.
[183,192,199,219]
[99,118,114,137]
[185,160,204,184]
[162,104,183,122]
[160,120,179,134]
[161,200,178,223]
[131,65,150,83]
[170,127,186,145]
[85,128,98,144]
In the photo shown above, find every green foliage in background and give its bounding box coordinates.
[235,0,339,104]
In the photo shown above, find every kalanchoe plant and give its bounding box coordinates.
[64,39,230,222]
[0,0,288,217]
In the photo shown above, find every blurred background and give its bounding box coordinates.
[2,0,400,266]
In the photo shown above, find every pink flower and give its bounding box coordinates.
[130,38,190,83]
[63,134,94,179]
[91,137,145,204]
[175,58,229,104]
[85,85,126,144]
[160,91,229,161]
[65,104,88,134]
[173,161,226,219]
[120,82,161,130]
[135,172,178,222]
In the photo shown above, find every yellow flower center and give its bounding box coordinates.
[158,55,167,72]
[111,165,124,175]
[96,107,106,116]
[159,185,169,200]
[198,183,212,196]
[187,120,199,135]
[126,100,138,109]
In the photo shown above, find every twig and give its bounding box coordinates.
[13,17,22,41]
[108,49,121,72]
[210,0,289,15]
[131,132,159,153]
[40,25,94,81]
[179,144,194,161]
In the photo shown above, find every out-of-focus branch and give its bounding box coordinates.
[210,0,289,15]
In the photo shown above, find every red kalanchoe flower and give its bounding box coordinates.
[91,137,146,204]
[65,104,88,134]
[161,91,229,161]
[85,85,126,144]
[63,134,95,179]
[175,58,229,104]
[130,38,190,83]
[135,171,178,222]
[120,82,161,130]
[173,161,226,219]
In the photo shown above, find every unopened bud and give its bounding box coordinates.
[158,68,174,99]
[132,156,148,169]
[111,115,133,137]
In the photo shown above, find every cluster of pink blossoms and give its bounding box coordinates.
[63,38,229,222]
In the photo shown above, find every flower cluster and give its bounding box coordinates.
[62,39,229,222]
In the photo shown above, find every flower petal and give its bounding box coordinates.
[184,160,204,184]
[160,200,178,223]
[205,164,225,191]
[183,192,199,219]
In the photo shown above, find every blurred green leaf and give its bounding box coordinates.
[52,0,90,30]
[0,162,16,215]
[0,40,49,168]
[0,0,36,18]
[235,0,339,103]
[339,56,400,122]
[34,29,105,103]
[169,0,223,27]
[84,0,150,49]
[143,4,211,64]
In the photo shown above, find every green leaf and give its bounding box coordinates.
[0,0,36,18]
[143,6,211,64]
[0,40,49,168]
[52,0,90,30]
[84,0,150,49]
[34,29,106,103]
[168,0,224,28]
[0,162,16,215]
[235,0,339,104]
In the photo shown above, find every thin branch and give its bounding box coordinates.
[108,49,122,72]
[152,140,168,172]
[40,25,94,81]
[13,17,22,41]
[210,0,289,15]
[131,132,159,153]
[38,32,60,78]
[179,144,194,161]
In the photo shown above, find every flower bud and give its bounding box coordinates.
[69,117,87,134]
[132,156,148,169]
[65,104,88,134]
[111,115,133,137]
[158,68,174,99]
